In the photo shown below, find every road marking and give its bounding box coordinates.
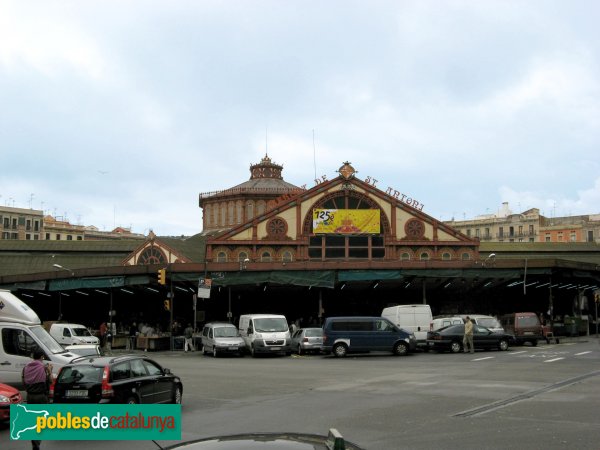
[454,369,600,417]
[574,351,592,356]
[472,356,494,361]
[544,357,565,363]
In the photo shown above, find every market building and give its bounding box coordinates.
[1,158,599,339]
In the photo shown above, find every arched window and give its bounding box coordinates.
[400,252,411,261]
[216,251,228,263]
[236,201,243,224]
[246,201,254,220]
[261,251,272,262]
[442,252,451,260]
[257,200,266,216]
[420,252,430,261]
[461,252,471,260]
[238,251,249,262]
[228,202,234,225]
[282,251,293,262]
[205,204,212,227]
[220,203,226,226]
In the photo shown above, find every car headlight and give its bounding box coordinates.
[254,333,262,339]
[0,394,10,404]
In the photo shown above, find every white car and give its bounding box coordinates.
[49,323,100,346]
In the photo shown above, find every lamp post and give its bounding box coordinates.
[52,264,74,320]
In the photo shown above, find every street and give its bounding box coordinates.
[3,338,600,449]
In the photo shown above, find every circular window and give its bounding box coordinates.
[138,247,166,265]
[404,219,425,239]
[267,217,288,239]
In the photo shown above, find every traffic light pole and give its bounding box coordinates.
[169,263,174,351]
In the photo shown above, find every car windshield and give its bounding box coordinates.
[30,325,66,354]
[72,328,93,337]
[304,329,322,337]
[214,327,238,337]
[477,318,501,328]
[57,365,103,384]
[254,318,288,332]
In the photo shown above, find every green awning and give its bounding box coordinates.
[338,270,403,282]
[211,270,336,288]
[49,276,125,291]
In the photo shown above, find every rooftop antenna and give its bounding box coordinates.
[313,129,317,180]
[265,125,268,156]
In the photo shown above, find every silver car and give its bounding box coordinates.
[291,328,323,355]
[201,322,246,357]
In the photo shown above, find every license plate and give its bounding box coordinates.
[65,390,88,398]
[228,346,238,351]
[523,331,533,335]
[270,347,282,351]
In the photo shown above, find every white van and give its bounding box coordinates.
[49,323,100,346]
[459,315,504,332]
[238,314,291,357]
[381,304,432,348]
[430,316,464,331]
[0,290,76,385]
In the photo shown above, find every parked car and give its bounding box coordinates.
[500,312,543,346]
[381,304,432,348]
[64,344,103,358]
[50,355,182,404]
[201,322,245,357]
[322,316,417,357]
[426,324,515,353]
[0,383,22,422]
[291,328,323,354]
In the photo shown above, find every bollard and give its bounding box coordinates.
[326,428,346,450]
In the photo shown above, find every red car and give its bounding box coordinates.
[0,383,23,422]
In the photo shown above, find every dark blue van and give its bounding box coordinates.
[322,316,417,357]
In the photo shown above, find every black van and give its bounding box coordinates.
[322,316,417,357]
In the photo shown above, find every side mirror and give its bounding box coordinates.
[163,368,171,375]
[247,327,253,335]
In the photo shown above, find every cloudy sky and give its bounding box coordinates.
[2,1,599,236]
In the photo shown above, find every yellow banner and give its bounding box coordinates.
[313,209,380,234]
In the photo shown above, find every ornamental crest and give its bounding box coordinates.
[337,162,356,180]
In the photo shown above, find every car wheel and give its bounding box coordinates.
[393,342,408,356]
[213,347,218,358]
[126,396,138,404]
[450,341,462,353]
[250,345,257,357]
[498,339,509,351]
[332,343,348,358]
[201,345,207,355]
[530,339,538,347]
[172,386,182,404]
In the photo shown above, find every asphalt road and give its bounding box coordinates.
[3,337,600,450]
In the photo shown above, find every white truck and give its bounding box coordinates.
[238,314,291,357]
[381,304,433,348]
[0,289,75,385]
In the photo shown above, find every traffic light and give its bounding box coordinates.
[157,268,166,285]
[164,299,170,311]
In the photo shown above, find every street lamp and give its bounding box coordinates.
[52,264,74,320]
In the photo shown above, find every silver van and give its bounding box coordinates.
[201,322,245,357]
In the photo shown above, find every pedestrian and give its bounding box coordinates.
[99,321,108,350]
[463,316,474,353]
[127,322,137,351]
[184,323,194,352]
[22,349,53,450]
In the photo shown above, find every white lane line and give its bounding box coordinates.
[510,351,527,355]
[544,357,565,363]
[575,351,592,356]
[472,356,494,361]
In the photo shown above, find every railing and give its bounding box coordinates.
[199,187,305,200]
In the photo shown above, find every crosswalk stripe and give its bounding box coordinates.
[574,351,592,356]
[544,357,565,363]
